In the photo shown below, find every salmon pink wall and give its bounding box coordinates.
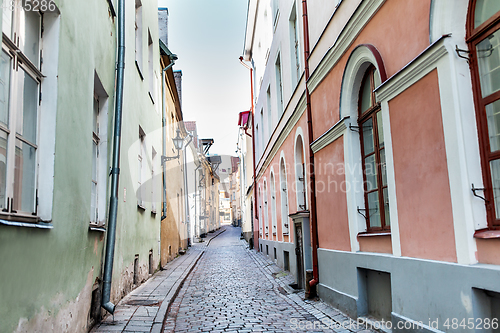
[358,235,392,254]
[390,70,457,262]
[310,0,431,140]
[257,114,310,244]
[476,239,500,265]
[315,137,351,251]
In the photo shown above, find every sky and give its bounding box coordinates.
[159,0,251,156]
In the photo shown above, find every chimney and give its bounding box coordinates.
[158,7,169,47]
[174,70,182,108]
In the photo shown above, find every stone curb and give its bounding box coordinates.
[156,226,226,332]
[155,252,204,333]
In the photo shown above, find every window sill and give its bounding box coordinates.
[0,218,53,229]
[273,232,276,236]
[357,231,391,237]
[151,209,157,215]
[137,204,146,211]
[283,232,289,236]
[474,229,500,239]
[89,223,106,232]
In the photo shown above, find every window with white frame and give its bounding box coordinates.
[90,72,108,226]
[272,0,279,29]
[279,158,289,234]
[289,2,301,87]
[267,86,273,135]
[148,30,155,103]
[135,0,143,76]
[270,171,278,235]
[138,127,146,208]
[295,135,307,211]
[151,146,157,213]
[260,108,265,150]
[263,180,268,237]
[275,53,284,118]
[1,1,47,217]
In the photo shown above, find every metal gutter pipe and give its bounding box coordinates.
[161,59,176,219]
[101,0,125,314]
[183,135,193,244]
[239,56,258,250]
[302,0,319,291]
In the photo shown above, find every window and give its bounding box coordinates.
[279,158,289,234]
[270,171,278,235]
[358,66,389,231]
[135,0,143,76]
[260,108,265,149]
[138,127,146,209]
[289,2,301,86]
[91,94,99,224]
[90,73,108,227]
[267,86,273,137]
[1,1,45,217]
[151,147,157,213]
[275,53,284,117]
[272,0,280,29]
[263,180,268,237]
[255,124,260,158]
[468,0,500,228]
[148,30,155,103]
[295,135,307,211]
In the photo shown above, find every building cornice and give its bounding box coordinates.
[307,0,386,94]
[374,35,449,102]
[256,93,306,180]
[311,116,350,153]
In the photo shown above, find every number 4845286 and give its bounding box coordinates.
[443,318,498,330]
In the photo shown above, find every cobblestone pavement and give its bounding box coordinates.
[163,226,376,333]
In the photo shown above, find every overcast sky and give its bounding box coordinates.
[159,0,250,156]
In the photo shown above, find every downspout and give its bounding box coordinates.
[101,0,125,314]
[195,164,201,240]
[161,56,177,220]
[182,135,193,245]
[302,0,319,290]
[239,56,258,250]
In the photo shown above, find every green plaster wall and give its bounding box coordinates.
[0,0,163,331]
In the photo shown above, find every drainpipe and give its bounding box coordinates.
[302,0,319,290]
[101,0,125,314]
[239,56,258,250]
[195,164,201,240]
[161,55,177,220]
[182,135,193,245]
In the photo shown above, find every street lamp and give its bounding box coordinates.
[162,129,184,163]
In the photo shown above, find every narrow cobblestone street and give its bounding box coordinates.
[163,226,374,333]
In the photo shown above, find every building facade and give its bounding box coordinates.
[244,0,500,327]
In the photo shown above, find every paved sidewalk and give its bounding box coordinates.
[243,241,371,332]
[163,227,376,333]
[91,227,226,333]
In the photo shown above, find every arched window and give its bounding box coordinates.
[468,0,500,228]
[270,171,278,236]
[263,180,269,238]
[295,134,307,211]
[280,158,290,235]
[258,186,264,236]
[358,66,389,231]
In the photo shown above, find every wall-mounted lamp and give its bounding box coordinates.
[162,129,185,163]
